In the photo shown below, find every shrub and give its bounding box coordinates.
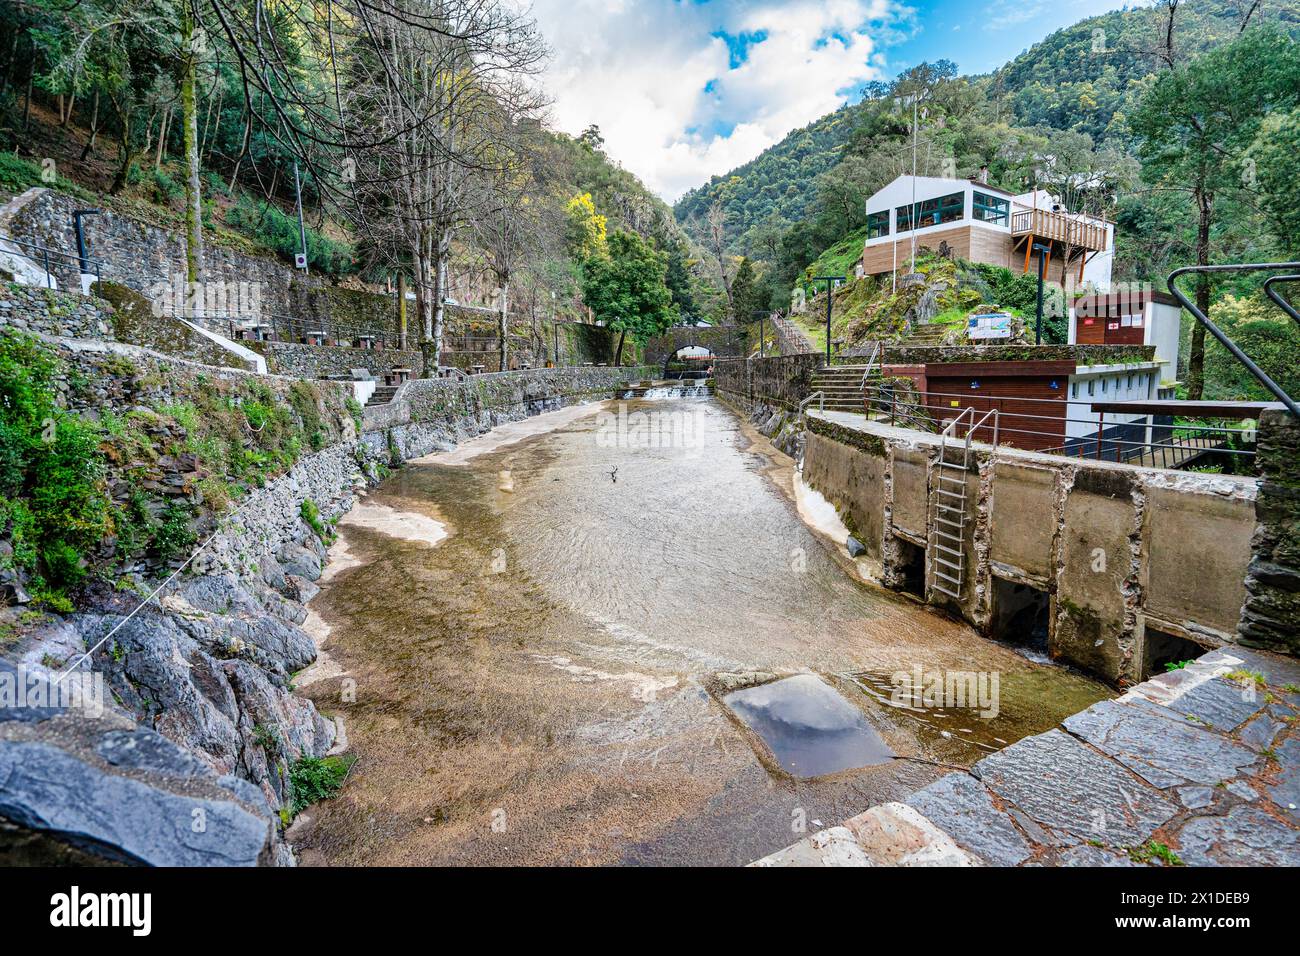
[288,755,355,816]
[226,197,355,277]
[300,499,335,545]
[153,502,197,565]
[148,168,183,206]
[0,331,110,591]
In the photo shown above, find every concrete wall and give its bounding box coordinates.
[803,412,1260,685]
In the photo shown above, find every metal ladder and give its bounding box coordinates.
[930,407,997,601]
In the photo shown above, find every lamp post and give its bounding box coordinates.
[812,276,846,366]
[750,309,770,357]
[1033,242,1051,345]
[293,162,309,274]
[72,209,101,291]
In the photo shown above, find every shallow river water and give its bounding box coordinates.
[295,397,1110,865]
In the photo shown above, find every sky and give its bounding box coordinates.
[528,0,1135,202]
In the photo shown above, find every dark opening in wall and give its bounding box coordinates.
[990,576,1050,657]
[1142,626,1206,681]
[894,538,926,598]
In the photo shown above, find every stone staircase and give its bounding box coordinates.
[808,364,881,413]
[898,322,951,347]
[365,384,400,407]
[772,314,817,355]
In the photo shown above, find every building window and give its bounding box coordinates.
[1071,382,1078,399]
[897,191,964,232]
[867,211,890,240]
[973,191,1009,225]
[1101,377,1108,393]
[1127,374,1134,390]
[1087,379,1094,396]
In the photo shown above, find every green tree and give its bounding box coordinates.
[580,230,677,365]
[730,257,761,321]
[1252,107,1300,258]
[565,192,608,260]
[1130,26,1300,398]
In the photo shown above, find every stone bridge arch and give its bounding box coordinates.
[643,325,748,369]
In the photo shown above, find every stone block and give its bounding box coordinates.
[843,802,981,866]
[973,729,1178,844]
[1063,698,1256,788]
[1176,805,1299,866]
[905,772,1031,865]
[749,826,871,867]
[989,461,1057,581]
[1053,472,1136,682]
[1142,484,1254,637]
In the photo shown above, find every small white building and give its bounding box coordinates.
[1062,288,1185,458]
[1068,289,1182,387]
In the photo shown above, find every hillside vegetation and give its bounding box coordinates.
[673,0,1300,400]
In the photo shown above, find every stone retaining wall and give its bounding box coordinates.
[360,365,655,461]
[0,346,651,865]
[714,354,821,411]
[0,281,115,341]
[1238,409,1300,655]
[249,340,423,380]
[803,411,1261,685]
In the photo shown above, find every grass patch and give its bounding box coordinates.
[1127,841,1185,866]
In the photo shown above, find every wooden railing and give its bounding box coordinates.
[1010,207,1108,252]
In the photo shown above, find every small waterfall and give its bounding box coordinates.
[631,384,711,399]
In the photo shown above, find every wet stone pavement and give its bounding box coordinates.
[755,645,1300,866]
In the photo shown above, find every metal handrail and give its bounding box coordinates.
[1167,262,1300,416]
[862,382,1254,467]
[799,390,825,419]
[1263,274,1300,330]
[3,236,103,290]
[859,342,882,390]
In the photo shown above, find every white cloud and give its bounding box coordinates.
[983,0,1048,31]
[529,0,911,202]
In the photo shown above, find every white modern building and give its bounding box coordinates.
[861,175,1114,290]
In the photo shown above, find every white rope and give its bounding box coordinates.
[55,515,235,685]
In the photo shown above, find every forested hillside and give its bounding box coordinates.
[671,0,1300,399]
[676,0,1300,260]
[0,1,719,360]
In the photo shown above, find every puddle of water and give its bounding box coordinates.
[723,674,895,778]
[845,666,1111,760]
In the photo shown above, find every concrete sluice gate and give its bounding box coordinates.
[800,409,1268,686]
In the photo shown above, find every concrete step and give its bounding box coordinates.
[366,386,400,407]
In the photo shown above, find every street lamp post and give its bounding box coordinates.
[1033,243,1051,346]
[72,209,102,291]
[750,309,770,357]
[812,276,846,366]
[293,162,309,274]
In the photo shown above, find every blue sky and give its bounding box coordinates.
[529,0,1135,201]
[889,0,1133,74]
